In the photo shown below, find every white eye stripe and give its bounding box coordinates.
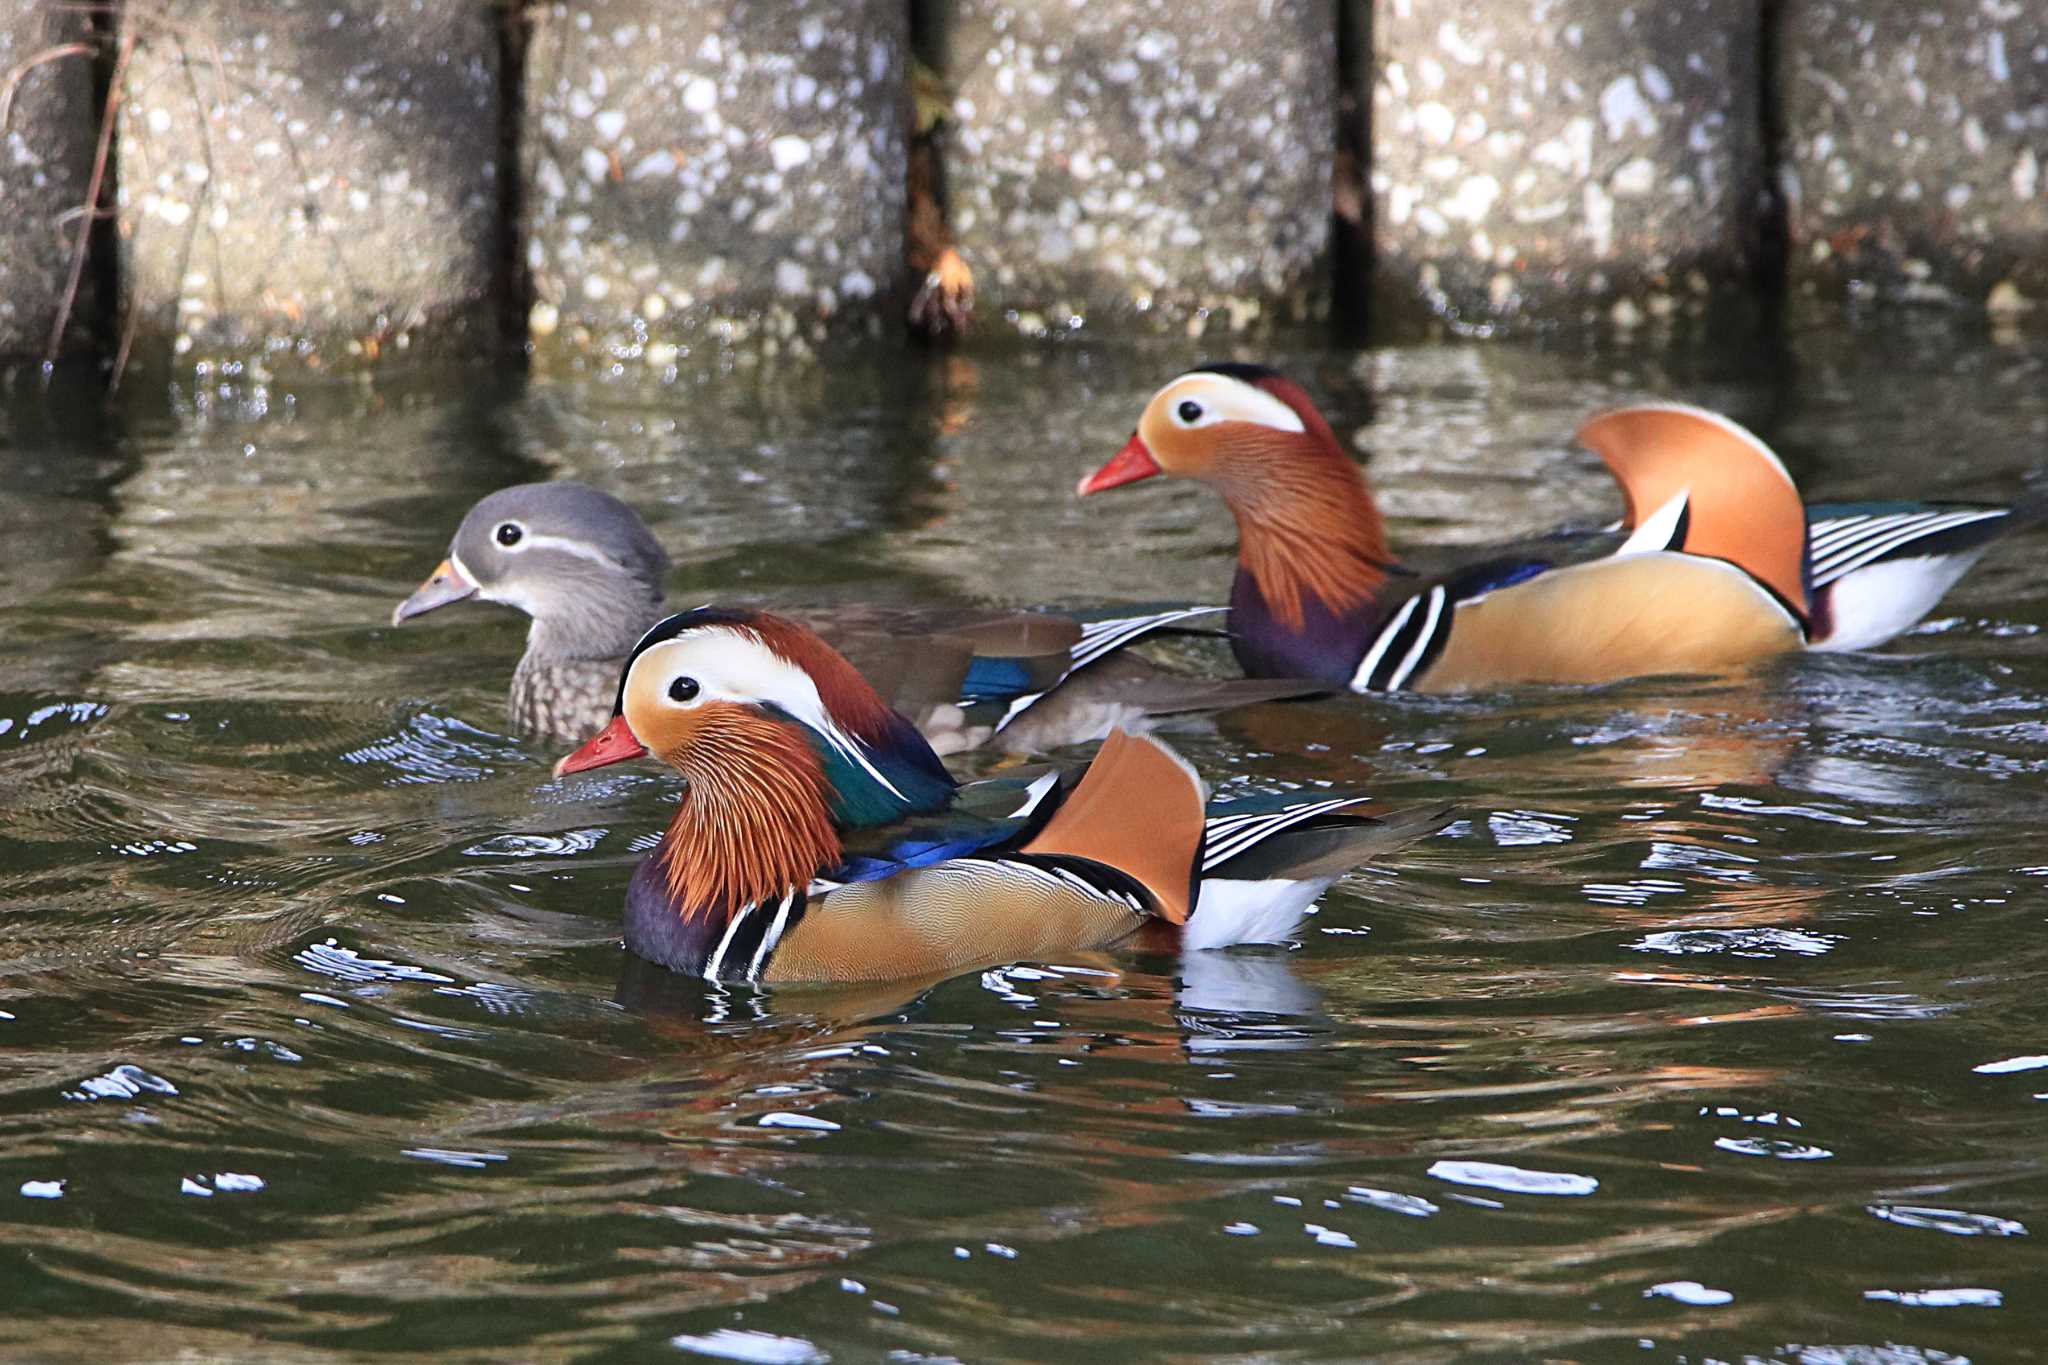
[500,530,626,571]
[633,630,906,800]
[640,632,819,714]
[1156,375,1306,434]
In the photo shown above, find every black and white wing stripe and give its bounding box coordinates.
[1807,509,2011,589]
[957,852,1153,914]
[1348,586,1452,693]
[994,606,1228,733]
[701,888,810,983]
[1200,795,1375,873]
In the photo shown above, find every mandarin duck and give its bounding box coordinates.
[392,483,1318,751]
[1075,364,2043,691]
[553,608,1448,984]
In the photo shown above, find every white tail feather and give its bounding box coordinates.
[1812,552,1990,653]
[1181,876,1336,952]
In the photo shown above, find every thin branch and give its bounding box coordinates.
[0,42,94,133]
[46,24,131,371]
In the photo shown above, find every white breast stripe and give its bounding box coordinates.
[1386,587,1449,692]
[747,890,797,982]
[703,904,752,979]
[1349,597,1419,693]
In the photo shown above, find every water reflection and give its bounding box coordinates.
[0,321,2044,1357]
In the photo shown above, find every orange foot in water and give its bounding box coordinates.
[910,246,975,338]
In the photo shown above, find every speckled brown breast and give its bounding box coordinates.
[510,655,624,744]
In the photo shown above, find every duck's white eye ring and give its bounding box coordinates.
[1174,399,1204,425]
[495,522,526,549]
[668,676,700,704]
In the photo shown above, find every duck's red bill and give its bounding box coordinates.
[554,715,647,777]
[1076,434,1161,496]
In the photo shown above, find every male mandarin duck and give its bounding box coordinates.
[392,482,1316,750]
[1076,363,2044,691]
[553,608,1448,984]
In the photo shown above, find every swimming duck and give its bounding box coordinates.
[554,608,1447,983]
[1077,364,2043,691]
[392,482,1318,750]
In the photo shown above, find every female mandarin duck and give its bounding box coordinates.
[1076,364,2043,691]
[392,483,1314,749]
[553,608,1446,984]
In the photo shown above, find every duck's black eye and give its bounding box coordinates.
[1176,400,1203,424]
[668,676,700,703]
[495,522,524,547]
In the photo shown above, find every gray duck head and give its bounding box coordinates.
[392,482,670,660]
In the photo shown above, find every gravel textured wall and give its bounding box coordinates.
[521,0,909,373]
[0,0,98,362]
[1780,1,2047,314]
[1370,0,1767,331]
[115,0,502,377]
[943,0,1336,338]
[12,0,2048,381]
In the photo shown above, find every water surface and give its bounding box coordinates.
[2,320,2046,1361]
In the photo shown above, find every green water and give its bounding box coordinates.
[2,320,2046,1361]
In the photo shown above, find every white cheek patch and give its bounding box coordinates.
[452,549,537,614]
[1158,375,1307,434]
[630,630,907,799]
[634,632,826,720]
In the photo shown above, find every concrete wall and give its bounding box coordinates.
[521,0,909,373]
[0,0,98,360]
[114,0,503,379]
[0,0,2042,377]
[942,0,1335,338]
[1368,0,1768,332]
[1780,1,2047,315]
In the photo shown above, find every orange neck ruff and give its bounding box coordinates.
[656,710,844,920]
[1217,430,1394,632]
